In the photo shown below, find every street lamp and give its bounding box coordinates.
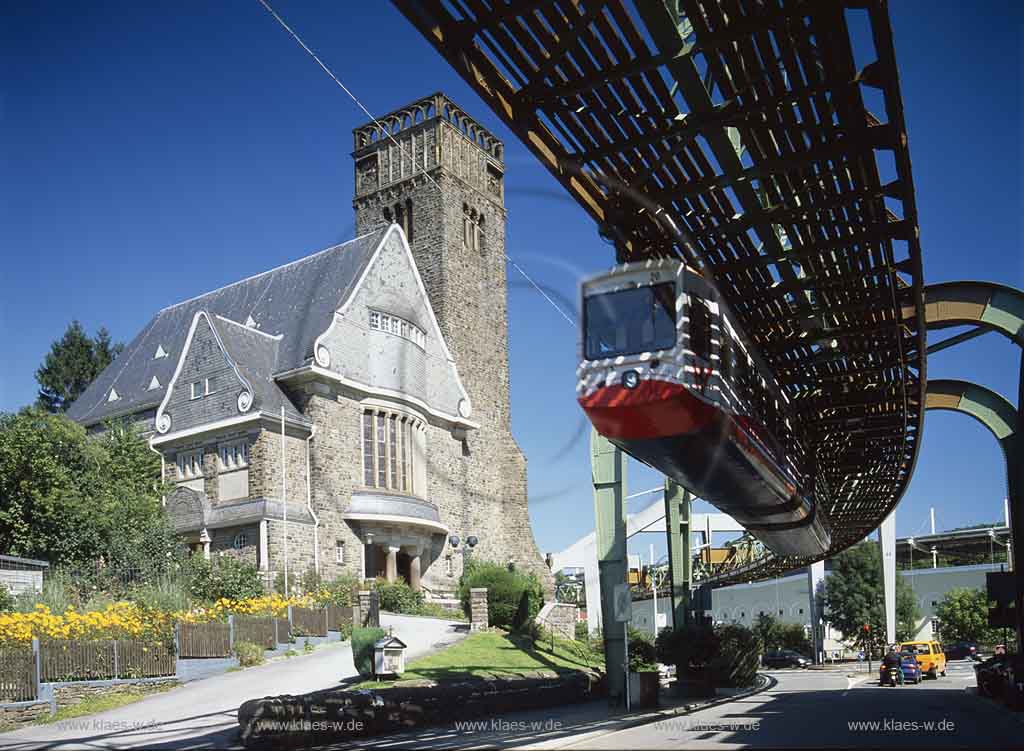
[449,534,479,568]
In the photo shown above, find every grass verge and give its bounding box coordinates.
[34,683,178,725]
[356,629,603,688]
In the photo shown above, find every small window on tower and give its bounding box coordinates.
[336,540,345,564]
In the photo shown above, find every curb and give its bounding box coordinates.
[624,673,775,730]
[557,672,775,746]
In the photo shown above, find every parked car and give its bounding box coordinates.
[899,640,946,679]
[762,649,810,668]
[976,655,1012,699]
[946,641,980,661]
[879,653,922,684]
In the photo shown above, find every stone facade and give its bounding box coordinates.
[87,93,552,599]
[352,95,550,593]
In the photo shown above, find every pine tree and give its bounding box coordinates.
[35,321,124,412]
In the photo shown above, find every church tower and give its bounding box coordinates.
[352,93,551,591]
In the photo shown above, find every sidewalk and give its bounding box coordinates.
[345,675,773,750]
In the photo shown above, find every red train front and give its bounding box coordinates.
[576,261,830,558]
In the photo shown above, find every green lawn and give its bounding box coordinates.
[357,630,603,688]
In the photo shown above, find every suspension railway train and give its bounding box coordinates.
[576,260,832,558]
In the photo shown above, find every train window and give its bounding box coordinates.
[584,283,676,359]
[689,298,712,360]
[719,329,732,380]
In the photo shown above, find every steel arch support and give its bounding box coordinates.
[920,281,1024,346]
[924,378,1023,651]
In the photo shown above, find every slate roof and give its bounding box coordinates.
[68,229,387,427]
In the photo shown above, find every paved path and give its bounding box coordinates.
[0,614,466,750]
[339,660,1022,750]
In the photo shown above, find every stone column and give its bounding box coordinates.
[470,587,489,632]
[358,590,372,627]
[409,552,422,592]
[385,547,399,583]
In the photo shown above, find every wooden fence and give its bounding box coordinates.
[38,639,174,682]
[0,645,37,702]
[326,605,354,632]
[273,618,291,644]
[177,621,231,658]
[290,607,328,637]
[233,616,275,650]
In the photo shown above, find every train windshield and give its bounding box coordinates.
[584,282,676,359]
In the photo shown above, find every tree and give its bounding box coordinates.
[0,409,175,574]
[753,613,780,651]
[934,587,996,644]
[822,541,920,648]
[35,321,123,412]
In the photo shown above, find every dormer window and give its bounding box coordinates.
[368,309,426,349]
[190,378,213,400]
[154,345,168,359]
[107,388,120,403]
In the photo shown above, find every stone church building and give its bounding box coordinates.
[68,93,552,597]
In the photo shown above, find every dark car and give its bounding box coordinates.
[946,641,980,661]
[880,654,922,684]
[763,649,810,668]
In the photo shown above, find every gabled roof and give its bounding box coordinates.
[67,229,386,427]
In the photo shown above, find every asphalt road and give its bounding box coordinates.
[339,660,1023,750]
[573,660,1022,750]
[0,613,466,750]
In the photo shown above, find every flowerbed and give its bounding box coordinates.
[0,593,322,645]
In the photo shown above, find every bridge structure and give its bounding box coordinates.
[396,0,926,586]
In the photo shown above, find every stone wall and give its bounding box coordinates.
[265,518,317,587]
[0,701,49,730]
[50,678,178,711]
[249,428,308,503]
[536,602,579,641]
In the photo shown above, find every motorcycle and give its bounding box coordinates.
[884,665,902,687]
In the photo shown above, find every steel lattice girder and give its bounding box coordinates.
[393,0,926,585]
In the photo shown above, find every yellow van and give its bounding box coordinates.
[899,640,946,679]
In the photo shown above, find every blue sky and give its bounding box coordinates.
[1,1,1021,561]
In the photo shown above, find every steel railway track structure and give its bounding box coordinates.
[394,0,926,584]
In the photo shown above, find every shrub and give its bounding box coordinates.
[235,640,265,667]
[777,623,812,655]
[129,575,191,613]
[36,568,77,614]
[574,621,589,642]
[376,579,424,614]
[337,623,353,641]
[299,566,322,596]
[708,623,760,688]
[458,561,544,630]
[628,632,659,673]
[186,555,263,603]
[315,575,360,607]
[0,584,15,613]
[351,627,386,677]
[656,623,719,677]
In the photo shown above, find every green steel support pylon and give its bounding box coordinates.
[591,428,627,702]
[663,479,691,630]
